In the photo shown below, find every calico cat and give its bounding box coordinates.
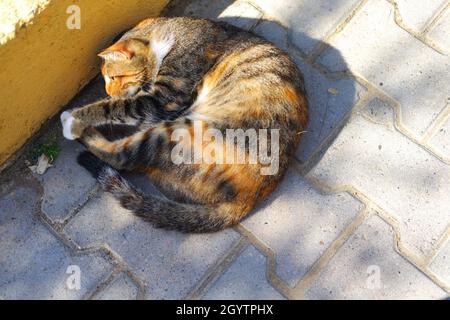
[61,17,308,232]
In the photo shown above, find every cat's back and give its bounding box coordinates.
[127,16,307,130]
[184,19,308,134]
[125,16,242,48]
[154,17,308,157]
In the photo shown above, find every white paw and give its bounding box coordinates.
[60,111,71,123]
[60,111,76,140]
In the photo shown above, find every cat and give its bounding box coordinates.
[61,17,308,232]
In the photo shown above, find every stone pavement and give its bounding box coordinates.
[1,0,449,299]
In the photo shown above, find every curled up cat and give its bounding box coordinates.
[61,17,308,233]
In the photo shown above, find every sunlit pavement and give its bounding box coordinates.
[0,0,449,299]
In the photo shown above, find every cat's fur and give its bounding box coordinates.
[62,17,308,232]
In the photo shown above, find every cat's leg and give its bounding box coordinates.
[78,122,204,204]
[61,99,137,140]
[77,149,249,232]
[61,93,187,140]
[77,148,254,232]
[79,120,251,206]
[78,126,156,170]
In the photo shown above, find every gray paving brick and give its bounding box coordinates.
[293,55,366,164]
[251,0,361,54]
[288,0,362,54]
[203,245,285,300]
[33,77,106,223]
[216,1,263,30]
[2,0,449,300]
[183,0,262,31]
[305,215,446,299]
[63,192,241,299]
[429,112,450,158]
[307,99,450,258]
[182,0,232,19]
[243,168,363,287]
[396,0,447,31]
[427,8,450,52]
[0,178,112,299]
[359,98,396,129]
[185,0,361,56]
[95,273,139,300]
[253,20,288,50]
[35,138,96,222]
[317,0,450,137]
[243,0,295,25]
[429,238,450,286]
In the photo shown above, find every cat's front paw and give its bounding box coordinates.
[60,111,82,140]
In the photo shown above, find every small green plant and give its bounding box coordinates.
[31,136,61,162]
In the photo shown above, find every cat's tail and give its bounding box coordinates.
[77,151,234,233]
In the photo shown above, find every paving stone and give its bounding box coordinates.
[236,0,293,25]
[427,8,450,52]
[396,0,447,32]
[293,55,365,164]
[243,168,363,287]
[2,0,449,301]
[429,112,450,159]
[307,100,450,258]
[63,192,241,299]
[183,0,233,18]
[216,1,263,30]
[429,238,450,286]
[359,98,396,130]
[251,0,361,54]
[317,0,450,137]
[288,0,362,54]
[95,273,139,300]
[305,215,446,299]
[203,245,285,299]
[253,20,288,50]
[183,0,262,30]
[184,0,361,54]
[35,138,97,222]
[0,179,112,299]
[33,77,106,222]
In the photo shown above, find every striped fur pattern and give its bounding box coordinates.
[63,17,308,233]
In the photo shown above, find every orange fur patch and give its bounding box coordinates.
[103,42,135,59]
[136,18,156,29]
[282,85,301,106]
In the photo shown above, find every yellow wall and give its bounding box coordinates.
[0,0,168,165]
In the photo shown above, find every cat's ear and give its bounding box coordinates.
[98,42,134,61]
[98,39,149,61]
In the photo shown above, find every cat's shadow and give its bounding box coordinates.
[63,14,357,216]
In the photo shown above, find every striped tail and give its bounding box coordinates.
[77,151,232,233]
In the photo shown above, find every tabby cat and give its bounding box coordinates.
[61,17,308,232]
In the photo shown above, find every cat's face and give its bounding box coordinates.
[98,38,155,98]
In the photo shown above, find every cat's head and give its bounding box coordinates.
[98,35,174,98]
